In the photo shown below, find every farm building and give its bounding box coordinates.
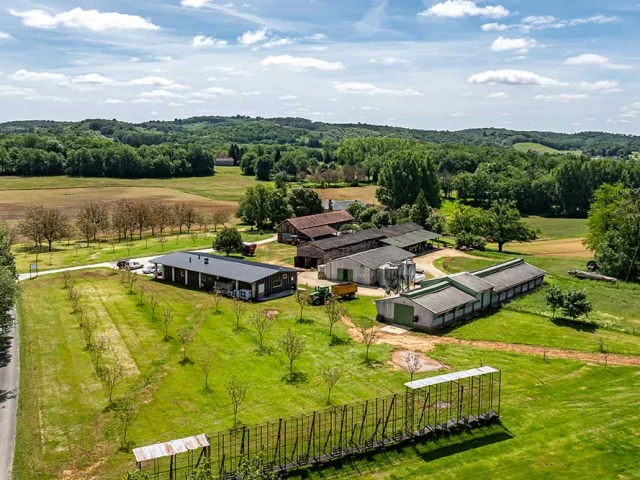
[295,222,439,268]
[323,245,415,286]
[322,199,363,212]
[151,252,300,301]
[381,229,442,255]
[215,157,235,166]
[277,210,354,243]
[375,258,545,331]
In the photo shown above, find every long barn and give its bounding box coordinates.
[151,252,300,301]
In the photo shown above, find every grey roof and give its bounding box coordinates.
[322,199,363,211]
[405,366,499,390]
[449,272,494,293]
[379,222,423,237]
[411,285,477,315]
[151,252,299,284]
[474,259,546,292]
[380,229,441,248]
[343,245,414,270]
[309,228,386,251]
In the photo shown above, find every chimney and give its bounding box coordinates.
[204,258,209,265]
[189,257,192,263]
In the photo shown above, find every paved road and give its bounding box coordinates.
[0,309,19,480]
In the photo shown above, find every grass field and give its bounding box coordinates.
[15,270,640,479]
[523,216,588,240]
[513,143,582,155]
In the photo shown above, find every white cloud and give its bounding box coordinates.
[332,81,423,96]
[603,63,634,71]
[278,95,297,100]
[241,91,262,96]
[533,94,588,102]
[468,69,561,86]
[129,76,189,90]
[486,92,509,98]
[420,0,509,19]
[575,80,621,93]
[105,98,122,104]
[181,0,211,7]
[215,66,253,76]
[154,56,173,62]
[451,112,471,117]
[12,69,67,83]
[192,35,227,48]
[238,28,268,45]
[72,73,113,85]
[150,111,159,116]
[129,57,141,63]
[168,102,185,107]
[491,37,537,52]
[8,7,160,31]
[201,86,237,96]
[564,53,609,66]
[309,46,328,52]
[0,31,13,39]
[569,15,616,26]
[0,85,37,97]
[522,15,557,26]
[259,38,294,49]
[309,33,327,41]
[370,57,413,66]
[261,55,345,71]
[140,89,179,99]
[481,23,510,32]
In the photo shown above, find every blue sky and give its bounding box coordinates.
[0,0,638,133]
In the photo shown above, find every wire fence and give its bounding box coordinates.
[138,369,501,479]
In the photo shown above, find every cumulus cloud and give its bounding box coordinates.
[8,7,160,31]
[370,57,413,66]
[564,53,609,66]
[192,35,227,48]
[12,69,68,83]
[468,69,561,86]
[491,37,537,52]
[259,38,294,49]
[521,15,557,26]
[0,85,37,97]
[569,14,616,26]
[72,73,113,84]
[105,98,123,104]
[181,0,211,7]
[486,92,510,98]
[481,23,511,31]
[309,33,327,41]
[129,76,189,90]
[575,80,621,93]
[261,55,345,71]
[0,31,13,39]
[419,0,509,19]
[241,91,262,96]
[238,28,268,45]
[140,89,180,99]
[533,94,588,102]
[332,81,423,96]
[201,86,237,96]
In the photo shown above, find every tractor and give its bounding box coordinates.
[309,286,332,306]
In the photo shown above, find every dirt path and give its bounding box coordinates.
[413,248,477,278]
[343,318,640,367]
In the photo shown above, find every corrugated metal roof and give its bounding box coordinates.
[411,285,477,314]
[309,228,386,251]
[151,252,299,284]
[380,229,441,248]
[285,211,353,231]
[379,222,423,237]
[449,272,494,293]
[342,245,414,270]
[133,434,209,463]
[475,260,546,292]
[404,366,499,390]
[322,199,363,211]
[299,225,337,239]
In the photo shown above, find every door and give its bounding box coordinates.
[338,268,353,282]
[393,303,415,327]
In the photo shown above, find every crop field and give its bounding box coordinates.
[489,238,590,258]
[314,185,378,205]
[15,270,640,479]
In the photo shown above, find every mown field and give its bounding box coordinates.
[15,270,640,479]
[513,142,582,155]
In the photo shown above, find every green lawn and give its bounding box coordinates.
[513,142,582,155]
[13,230,274,274]
[523,217,588,240]
[434,254,640,351]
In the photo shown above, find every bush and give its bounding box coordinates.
[455,232,486,250]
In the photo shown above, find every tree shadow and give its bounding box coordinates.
[179,357,195,365]
[297,317,315,325]
[329,335,350,347]
[199,386,214,396]
[282,372,309,385]
[551,317,598,333]
[0,388,17,405]
[255,346,273,356]
[119,440,136,452]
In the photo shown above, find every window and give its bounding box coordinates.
[273,276,282,287]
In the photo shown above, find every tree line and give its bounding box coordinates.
[18,201,231,251]
[0,223,18,347]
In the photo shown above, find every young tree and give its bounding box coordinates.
[199,349,214,392]
[403,351,422,381]
[178,327,195,362]
[162,306,173,341]
[128,271,139,295]
[149,291,159,319]
[321,367,342,405]
[410,191,432,228]
[483,200,537,253]
[225,375,248,427]
[280,329,306,374]
[116,396,138,449]
[561,290,593,323]
[358,324,380,363]
[137,283,147,305]
[250,312,275,353]
[230,298,248,330]
[94,335,110,372]
[211,289,223,314]
[157,236,168,251]
[325,297,345,336]
[213,227,244,256]
[62,270,73,289]
[295,289,310,322]
[104,359,124,405]
[211,210,231,232]
[82,316,97,349]
[545,286,565,320]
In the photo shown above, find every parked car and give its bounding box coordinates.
[141,265,155,274]
[127,261,143,270]
[117,259,130,269]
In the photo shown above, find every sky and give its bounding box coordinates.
[0,0,639,133]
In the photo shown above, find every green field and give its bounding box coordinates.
[513,142,582,155]
[523,216,588,240]
[15,269,640,479]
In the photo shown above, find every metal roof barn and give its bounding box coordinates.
[405,366,499,390]
[411,284,477,314]
[474,260,546,292]
[380,229,441,249]
[133,434,209,463]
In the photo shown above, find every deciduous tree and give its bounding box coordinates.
[280,329,305,374]
[214,227,244,256]
[321,367,341,405]
[225,375,248,427]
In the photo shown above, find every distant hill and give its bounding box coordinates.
[1,116,639,157]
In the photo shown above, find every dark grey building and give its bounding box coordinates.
[151,252,299,301]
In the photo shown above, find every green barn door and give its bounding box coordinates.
[393,304,415,327]
[337,268,354,282]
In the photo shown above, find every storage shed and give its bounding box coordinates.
[215,157,236,166]
[294,229,386,268]
[324,245,415,286]
[277,210,354,243]
[322,199,363,212]
[381,229,442,255]
[375,258,546,331]
[151,252,299,301]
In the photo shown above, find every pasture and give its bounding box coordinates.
[15,270,640,479]
[513,142,582,155]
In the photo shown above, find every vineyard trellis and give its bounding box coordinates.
[136,367,501,478]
